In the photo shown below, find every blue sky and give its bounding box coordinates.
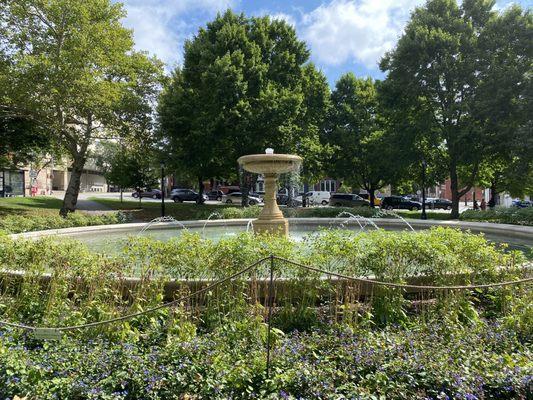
[120,0,531,86]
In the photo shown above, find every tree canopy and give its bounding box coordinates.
[157,11,330,201]
[0,0,163,214]
[323,74,391,206]
[380,0,532,216]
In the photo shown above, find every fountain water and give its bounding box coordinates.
[246,219,254,233]
[201,212,223,236]
[139,216,187,234]
[238,149,302,236]
[335,211,380,231]
[375,210,415,231]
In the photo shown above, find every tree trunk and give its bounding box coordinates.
[197,176,205,204]
[450,166,460,219]
[59,155,85,217]
[120,187,123,203]
[240,169,250,207]
[369,187,375,208]
[489,181,497,209]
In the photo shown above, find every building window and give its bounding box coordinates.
[319,180,336,192]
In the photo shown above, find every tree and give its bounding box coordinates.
[379,0,530,217]
[157,11,330,205]
[91,140,159,204]
[473,4,533,203]
[0,113,54,169]
[1,0,163,215]
[323,74,392,207]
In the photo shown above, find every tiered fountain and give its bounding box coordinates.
[238,148,302,236]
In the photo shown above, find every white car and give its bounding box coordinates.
[305,191,331,206]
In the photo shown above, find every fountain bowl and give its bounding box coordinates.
[237,154,302,174]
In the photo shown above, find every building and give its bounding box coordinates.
[1,159,108,197]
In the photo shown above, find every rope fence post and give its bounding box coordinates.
[266,254,275,380]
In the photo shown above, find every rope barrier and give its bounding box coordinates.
[0,256,269,332]
[0,255,531,332]
[274,256,533,290]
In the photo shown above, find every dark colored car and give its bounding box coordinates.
[170,188,207,203]
[222,192,262,205]
[206,190,224,201]
[381,196,422,211]
[132,188,161,199]
[425,198,452,210]
[512,200,532,208]
[329,193,370,207]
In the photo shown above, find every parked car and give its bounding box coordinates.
[425,198,452,210]
[170,188,207,203]
[251,191,265,200]
[219,186,241,194]
[305,191,331,206]
[222,192,263,205]
[381,196,422,211]
[329,193,371,207]
[358,193,382,206]
[206,190,224,201]
[512,199,532,208]
[132,188,161,199]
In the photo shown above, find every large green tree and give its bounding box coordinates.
[473,4,533,202]
[324,74,392,207]
[0,0,163,215]
[380,0,531,217]
[157,11,330,205]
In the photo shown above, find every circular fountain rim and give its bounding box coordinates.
[9,218,533,242]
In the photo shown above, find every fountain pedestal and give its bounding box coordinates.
[237,151,302,237]
[252,173,288,235]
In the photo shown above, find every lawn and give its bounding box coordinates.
[0,196,63,217]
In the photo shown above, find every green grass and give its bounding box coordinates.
[0,196,63,217]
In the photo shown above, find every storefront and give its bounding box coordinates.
[0,169,25,197]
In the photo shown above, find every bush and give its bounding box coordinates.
[0,211,132,234]
[460,207,533,226]
[0,319,530,399]
[0,228,525,332]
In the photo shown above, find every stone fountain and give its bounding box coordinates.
[238,149,302,236]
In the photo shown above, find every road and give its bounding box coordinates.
[50,191,474,213]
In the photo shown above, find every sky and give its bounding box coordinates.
[119,0,531,86]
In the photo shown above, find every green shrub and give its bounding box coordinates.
[0,228,525,333]
[0,211,132,234]
[460,206,533,226]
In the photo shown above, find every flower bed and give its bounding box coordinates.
[0,228,530,398]
[0,319,531,399]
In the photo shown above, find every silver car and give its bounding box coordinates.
[222,192,263,205]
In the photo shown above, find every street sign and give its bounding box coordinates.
[29,170,38,179]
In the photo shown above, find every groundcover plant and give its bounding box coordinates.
[0,228,531,398]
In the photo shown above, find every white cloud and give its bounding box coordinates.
[269,12,297,27]
[300,0,423,68]
[121,0,237,69]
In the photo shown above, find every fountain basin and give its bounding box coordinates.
[10,219,533,256]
